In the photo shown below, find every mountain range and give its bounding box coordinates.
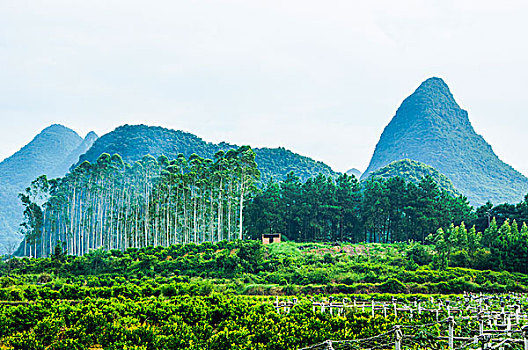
[1,77,527,252]
[76,124,338,184]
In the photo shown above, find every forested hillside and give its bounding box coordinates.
[0,125,85,253]
[77,124,338,183]
[362,77,528,205]
[367,159,459,196]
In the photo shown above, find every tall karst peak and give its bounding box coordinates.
[392,77,470,130]
[362,78,528,206]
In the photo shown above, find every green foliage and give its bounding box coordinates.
[2,241,528,297]
[2,239,528,348]
[16,147,260,257]
[0,293,443,350]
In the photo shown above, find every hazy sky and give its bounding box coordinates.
[1,0,528,175]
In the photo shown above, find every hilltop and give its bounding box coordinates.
[367,159,459,197]
[77,124,338,183]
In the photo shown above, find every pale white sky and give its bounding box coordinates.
[1,0,528,175]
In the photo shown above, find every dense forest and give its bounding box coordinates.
[246,172,472,243]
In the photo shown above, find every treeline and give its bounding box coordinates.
[246,173,473,243]
[429,219,528,274]
[19,146,259,257]
[18,145,528,261]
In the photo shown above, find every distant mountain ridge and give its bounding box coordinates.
[362,77,528,205]
[0,125,92,253]
[346,168,362,179]
[0,124,337,252]
[77,124,338,183]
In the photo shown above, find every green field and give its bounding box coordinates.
[1,241,528,349]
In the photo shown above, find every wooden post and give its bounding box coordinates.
[372,300,375,318]
[478,313,484,336]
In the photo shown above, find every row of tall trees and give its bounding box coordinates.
[245,173,474,243]
[19,146,259,257]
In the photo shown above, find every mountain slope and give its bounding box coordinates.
[0,125,83,253]
[362,77,528,205]
[77,124,338,182]
[51,131,98,178]
[367,159,459,196]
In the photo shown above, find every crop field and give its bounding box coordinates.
[1,241,528,349]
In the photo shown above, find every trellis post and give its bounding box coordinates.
[522,326,528,350]
[506,313,511,336]
[448,316,455,350]
[478,312,484,336]
[394,325,402,350]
